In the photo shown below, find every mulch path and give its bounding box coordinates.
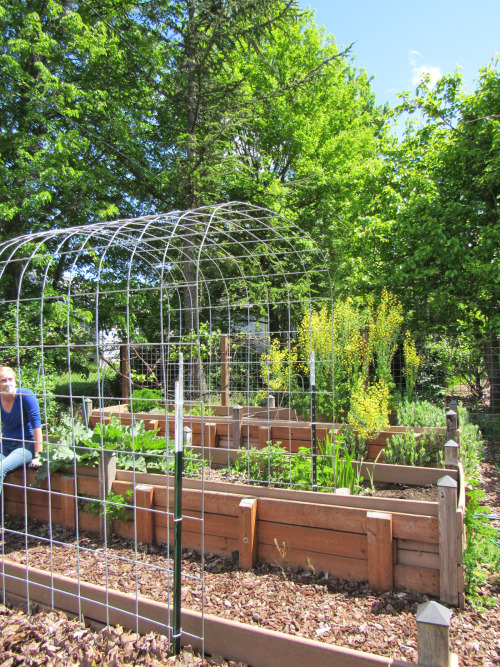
[1,453,499,666]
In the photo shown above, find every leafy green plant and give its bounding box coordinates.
[460,421,484,478]
[36,415,204,482]
[292,431,363,493]
[463,484,500,606]
[396,399,483,475]
[396,399,445,427]
[131,388,164,413]
[167,404,216,417]
[230,443,290,487]
[384,431,431,467]
[84,489,134,522]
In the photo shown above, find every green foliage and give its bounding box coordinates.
[463,485,500,606]
[229,432,363,494]
[170,324,222,363]
[131,388,164,413]
[36,415,204,482]
[292,432,363,494]
[396,399,483,476]
[372,63,500,334]
[384,431,438,467]
[167,404,216,417]
[53,370,121,409]
[230,443,290,488]
[85,489,134,522]
[460,421,484,479]
[396,399,445,427]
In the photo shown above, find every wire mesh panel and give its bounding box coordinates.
[0,202,334,653]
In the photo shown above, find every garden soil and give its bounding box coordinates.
[0,454,499,666]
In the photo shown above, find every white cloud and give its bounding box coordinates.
[409,50,442,87]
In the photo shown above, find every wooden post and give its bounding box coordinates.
[438,475,458,606]
[259,425,270,449]
[183,426,193,447]
[121,339,130,403]
[416,600,455,666]
[232,405,242,449]
[135,484,155,544]
[204,422,217,449]
[83,397,93,427]
[366,511,393,592]
[99,452,117,537]
[445,410,458,444]
[60,475,76,530]
[239,498,258,569]
[444,439,459,469]
[221,335,229,407]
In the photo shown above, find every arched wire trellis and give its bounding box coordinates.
[0,202,334,655]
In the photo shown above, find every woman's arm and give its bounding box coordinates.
[33,426,43,455]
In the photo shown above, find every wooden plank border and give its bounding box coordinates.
[0,560,407,667]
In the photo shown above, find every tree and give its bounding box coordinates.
[218,10,386,318]
[365,62,500,409]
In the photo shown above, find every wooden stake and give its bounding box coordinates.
[232,405,242,449]
[239,498,258,569]
[135,484,155,544]
[60,475,76,530]
[438,475,458,606]
[99,452,117,537]
[367,511,393,592]
[416,600,453,666]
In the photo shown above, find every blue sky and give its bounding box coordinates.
[298,0,500,108]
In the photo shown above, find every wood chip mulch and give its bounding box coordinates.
[1,454,499,666]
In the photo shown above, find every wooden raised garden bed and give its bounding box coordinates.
[3,455,465,608]
[88,404,449,464]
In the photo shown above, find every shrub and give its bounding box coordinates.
[131,388,163,413]
[396,399,445,427]
[384,431,437,467]
[348,378,390,441]
[53,370,121,410]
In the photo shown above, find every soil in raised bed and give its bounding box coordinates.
[365,482,439,502]
[2,494,499,667]
[205,467,440,502]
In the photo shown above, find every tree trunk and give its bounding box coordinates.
[483,338,500,413]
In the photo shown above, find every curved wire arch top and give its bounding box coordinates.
[0,202,334,408]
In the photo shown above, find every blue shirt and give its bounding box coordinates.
[1,387,42,456]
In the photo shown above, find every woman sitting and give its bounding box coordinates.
[0,366,42,495]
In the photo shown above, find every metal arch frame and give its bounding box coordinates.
[0,201,335,657]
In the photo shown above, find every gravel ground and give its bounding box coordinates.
[1,454,499,666]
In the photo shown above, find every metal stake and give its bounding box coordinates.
[173,354,184,655]
[310,351,317,491]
